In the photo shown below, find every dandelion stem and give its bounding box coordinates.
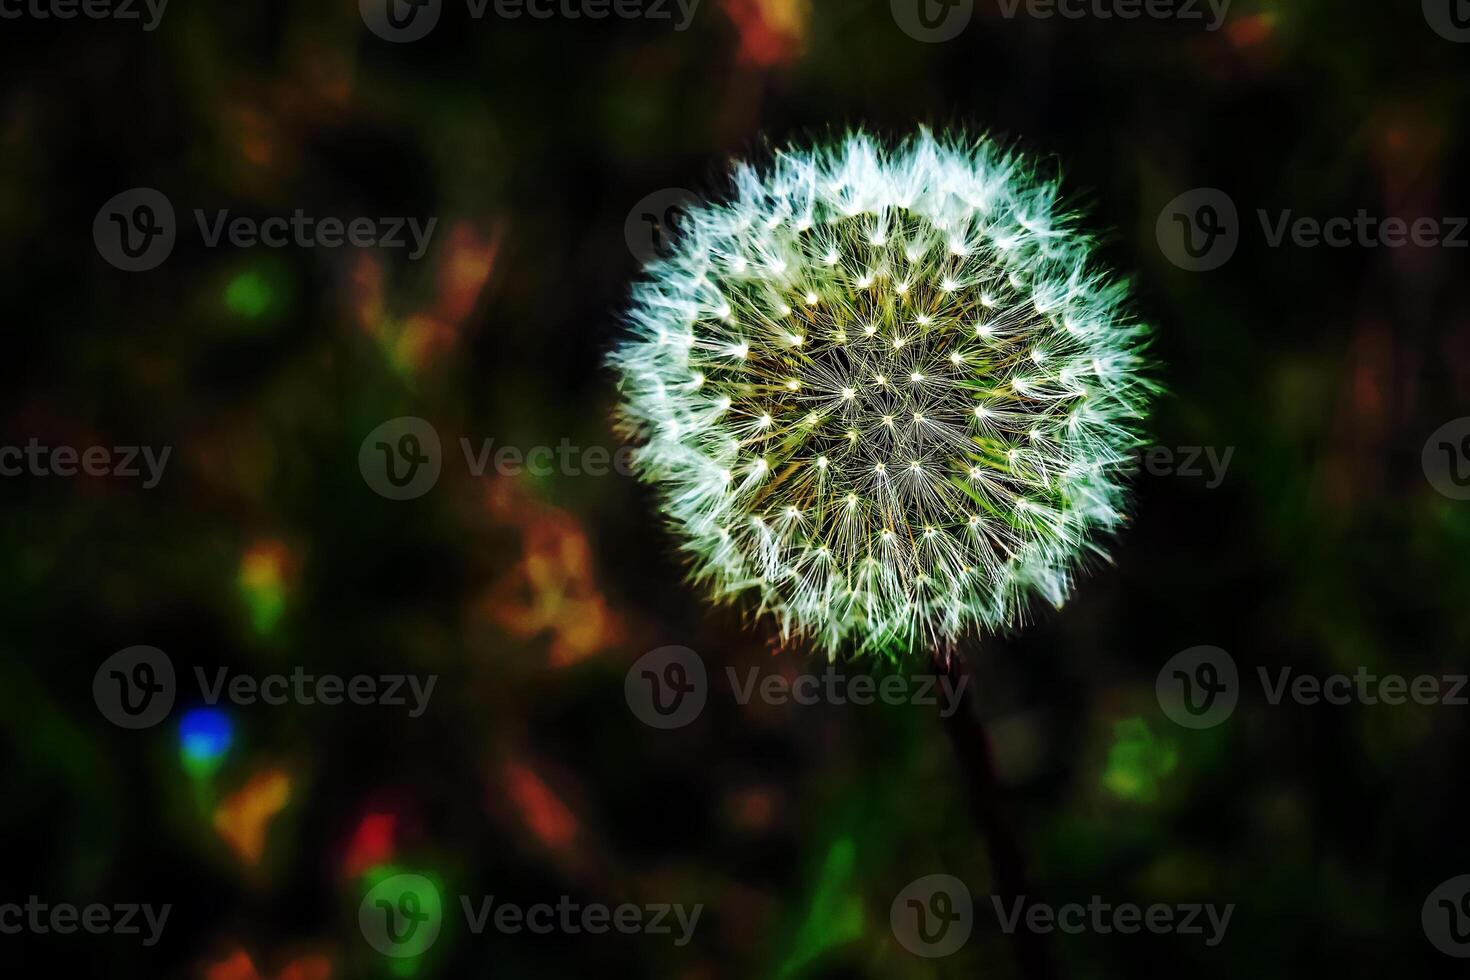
[933,647,1059,980]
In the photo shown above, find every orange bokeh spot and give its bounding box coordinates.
[204,949,333,980]
[205,950,260,980]
[351,221,501,374]
[240,539,289,592]
[1226,12,1277,48]
[480,481,623,667]
[722,0,809,67]
[278,955,333,980]
[214,769,292,865]
[504,761,579,850]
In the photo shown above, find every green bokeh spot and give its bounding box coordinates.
[1103,717,1178,803]
[225,271,273,318]
[777,836,865,977]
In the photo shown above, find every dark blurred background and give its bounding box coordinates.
[2,0,1469,976]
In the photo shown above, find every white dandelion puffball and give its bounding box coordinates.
[613,130,1154,658]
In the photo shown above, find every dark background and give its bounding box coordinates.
[2,0,1469,976]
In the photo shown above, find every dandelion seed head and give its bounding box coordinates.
[613,130,1155,657]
